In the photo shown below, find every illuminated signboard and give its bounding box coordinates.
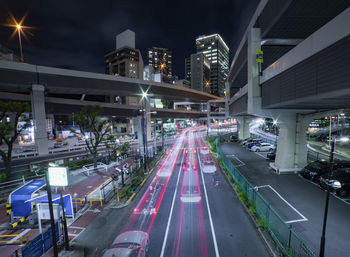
[48,167,68,186]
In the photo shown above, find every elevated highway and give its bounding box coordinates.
[226,0,350,171]
[0,60,220,102]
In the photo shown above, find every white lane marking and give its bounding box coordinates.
[254,152,268,159]
[227,155,246,167]
[8,228,31,244]
[256,185,308,223]
[197,150,220,257]
[285,218,308,224]
[159,148,185,257]
[333,194,350,207]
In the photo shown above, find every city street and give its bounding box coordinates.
[73,128,270,256]
[220,141,350,257]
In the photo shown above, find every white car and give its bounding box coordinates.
[103,230,149,257]
[251,143,275,152]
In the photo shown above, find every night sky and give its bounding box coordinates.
[0,0,259,78]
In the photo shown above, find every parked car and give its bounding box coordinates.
[251,143,275,152]
[267,150,276,160]
[240,138,252,145]
[319,168,350,196]
[247,140,265,149]
[242,138,259,146]
[230,134,239,142]
[102,230,149,257]
[300,160,350,182]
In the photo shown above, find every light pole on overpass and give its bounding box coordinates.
[319,137,340,257]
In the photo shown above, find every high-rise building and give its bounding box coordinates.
[185,57,191,84]
[190,53,211,93]
[196,34,229,97]
[148,47,172,83]
[105,29,143,105]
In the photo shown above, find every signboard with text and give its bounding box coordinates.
[48,167,68,186]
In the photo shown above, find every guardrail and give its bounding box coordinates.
[0,234,23,244]
[4,138,139,160]
[0,174,45,196]
[82,162,107,176]
[215,136,317,257]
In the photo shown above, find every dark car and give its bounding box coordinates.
[230,134,239,142]
[319,168,350,196]
[300,160,350,182]
[247,140,264,149]
[267,151,276,161]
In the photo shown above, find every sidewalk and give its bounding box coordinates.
[0,158,133,257]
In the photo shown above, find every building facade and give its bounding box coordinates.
[148,47,173,83]
[105,30,143,105]
[190,53,211,93]
[185,57,191,83]
[196,34,229,97]
[105,47,143,79]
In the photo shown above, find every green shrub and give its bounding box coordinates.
[131,176,142,187]
[0,173,7,182]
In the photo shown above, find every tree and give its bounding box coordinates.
[104,134,121,161]
[120,142,131,157]
[0,102,31,176]
[72,105,111,168]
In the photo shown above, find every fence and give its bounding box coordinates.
[250,131,343,163]
[215,136,317,257]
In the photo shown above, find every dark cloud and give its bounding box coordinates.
[0,0,259,76]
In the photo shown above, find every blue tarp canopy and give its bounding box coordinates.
[10,180,46,218]
[25,194,74,216]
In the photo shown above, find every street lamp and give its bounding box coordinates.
[319,137,340,257]
[273,120,278,146]
[5,14,32,62]
[140,90,156,173]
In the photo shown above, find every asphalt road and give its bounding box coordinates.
[73,129,270,257]
[220,142,350,257]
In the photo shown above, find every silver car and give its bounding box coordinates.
[102,230,149,257]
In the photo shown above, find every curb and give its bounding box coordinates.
[123,151,166,204]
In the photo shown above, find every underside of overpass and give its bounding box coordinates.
[227,0,350,172]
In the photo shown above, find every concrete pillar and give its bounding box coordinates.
[236,116,251,140]
[145,100,151,141]
[225,82,230,118]
[31,84,49,156]
[274,113,310,171]
[247,28,262,115]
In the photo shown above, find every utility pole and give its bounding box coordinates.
[319,137,335,257]
[45,173,58,257]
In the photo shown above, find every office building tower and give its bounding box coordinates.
[196,34,229,96]
[190,53,211,93]
[105,30,143,79]
[148,47,172,83]
[185,57,191,84]
[105,29,143,105]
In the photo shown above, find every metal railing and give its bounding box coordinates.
[215,136,317,257]
[82,162,107,176]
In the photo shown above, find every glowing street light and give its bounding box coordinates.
[205,81,210,87]
[4,14,33,62]
[160,63,166,71]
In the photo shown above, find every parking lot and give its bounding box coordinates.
[220,141,350,257]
